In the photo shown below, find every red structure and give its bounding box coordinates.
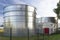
[44,28,49,34]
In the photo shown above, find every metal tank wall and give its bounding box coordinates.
[41,17,57,23]
[4,4,36,36]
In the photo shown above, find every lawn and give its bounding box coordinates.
[0,33,60,40]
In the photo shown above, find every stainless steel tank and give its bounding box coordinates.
[36,17,57,23]
[41,17,57,23]
[4,4,36,36]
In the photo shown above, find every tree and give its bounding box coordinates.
[54,1,60,19]
[54,1,60,33]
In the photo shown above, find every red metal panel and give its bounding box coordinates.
[44,28,49,34]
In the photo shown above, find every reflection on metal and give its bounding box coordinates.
[36,17,57,23]
[4,4,36,36]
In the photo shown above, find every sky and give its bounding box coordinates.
[0,0,59,25]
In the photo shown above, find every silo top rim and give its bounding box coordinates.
[40,16,56,18]
[4,4,36,10]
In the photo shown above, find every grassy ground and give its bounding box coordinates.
[0,33,60,40]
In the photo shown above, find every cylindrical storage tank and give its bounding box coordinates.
[36,17,57,23]
[41,17,57,23]
[4,4,36,36]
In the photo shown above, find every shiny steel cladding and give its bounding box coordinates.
[4,4,36,36]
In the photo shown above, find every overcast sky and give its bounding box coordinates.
[0,0,59,25]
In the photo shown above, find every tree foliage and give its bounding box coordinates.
[54,1,60,19]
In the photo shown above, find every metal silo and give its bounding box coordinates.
[4,4,36,36]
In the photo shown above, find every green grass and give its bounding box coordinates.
[0,33,60,40]
[49,34,60,40]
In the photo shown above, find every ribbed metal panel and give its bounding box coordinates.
[36,17,57,23]
[41,17,56,23]
[4,4,36,36]
[4,4,35,12]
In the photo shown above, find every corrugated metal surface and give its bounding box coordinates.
[36,17,57,23]
[4,4,36,36]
